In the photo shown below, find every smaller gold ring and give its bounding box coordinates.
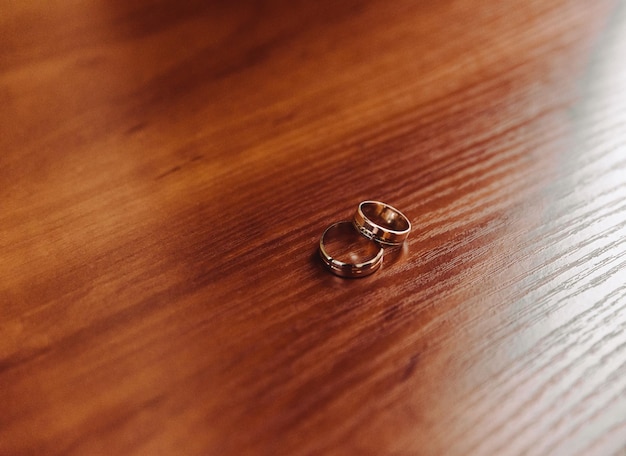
[353,200,411,246]
[319,221,383,278]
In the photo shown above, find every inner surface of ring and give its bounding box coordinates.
[323,222,380,264]
[362,203,409,232]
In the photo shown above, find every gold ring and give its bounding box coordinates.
[353,200,411,245]
[319,221,383,278]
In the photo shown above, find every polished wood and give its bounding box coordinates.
[2,0,626,454]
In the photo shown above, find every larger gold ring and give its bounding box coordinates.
[353,200,411,246]
[319,221,383,278]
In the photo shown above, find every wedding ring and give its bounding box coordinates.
[353,201,411,245]
[319,221,383,278]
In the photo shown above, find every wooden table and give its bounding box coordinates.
[2,1,626,454]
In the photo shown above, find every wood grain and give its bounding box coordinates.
[2,0,626,454]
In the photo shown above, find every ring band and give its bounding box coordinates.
[353,201,411,246]
[319,221,383,278]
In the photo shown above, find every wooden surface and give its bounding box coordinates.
[2,0,626,454]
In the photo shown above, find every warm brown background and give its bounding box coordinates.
[2,0,626,455]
